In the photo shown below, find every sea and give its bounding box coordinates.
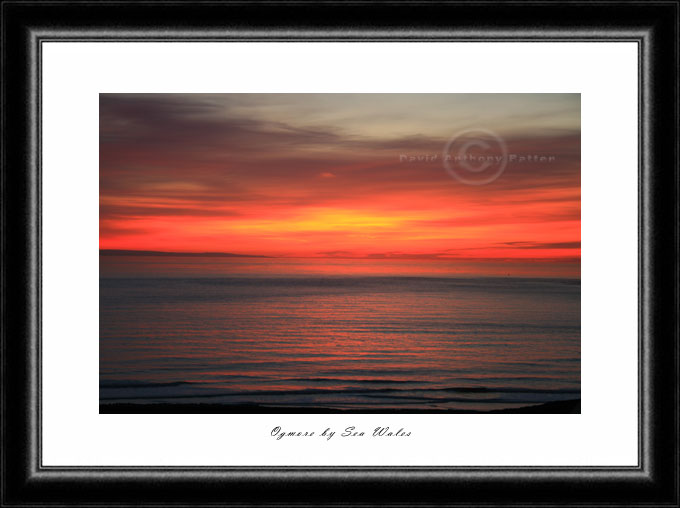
[99,256,580,412]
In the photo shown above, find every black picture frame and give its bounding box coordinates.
[2,1,678,506]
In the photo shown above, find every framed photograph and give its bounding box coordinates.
[2,1,678,506]
[98,91,582,417]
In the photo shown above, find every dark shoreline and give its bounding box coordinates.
[100,398,580,414]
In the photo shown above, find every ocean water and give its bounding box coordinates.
[100,264,580,412]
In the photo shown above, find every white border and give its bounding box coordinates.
[42,42,638,466]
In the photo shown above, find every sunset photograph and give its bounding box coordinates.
[99,93,580,413]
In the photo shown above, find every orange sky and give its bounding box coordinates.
[100,94,580,276]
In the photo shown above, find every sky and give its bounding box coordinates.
[100,93,580,276]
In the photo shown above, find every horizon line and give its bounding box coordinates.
[99,249,271,258]
[99,249,579,263]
